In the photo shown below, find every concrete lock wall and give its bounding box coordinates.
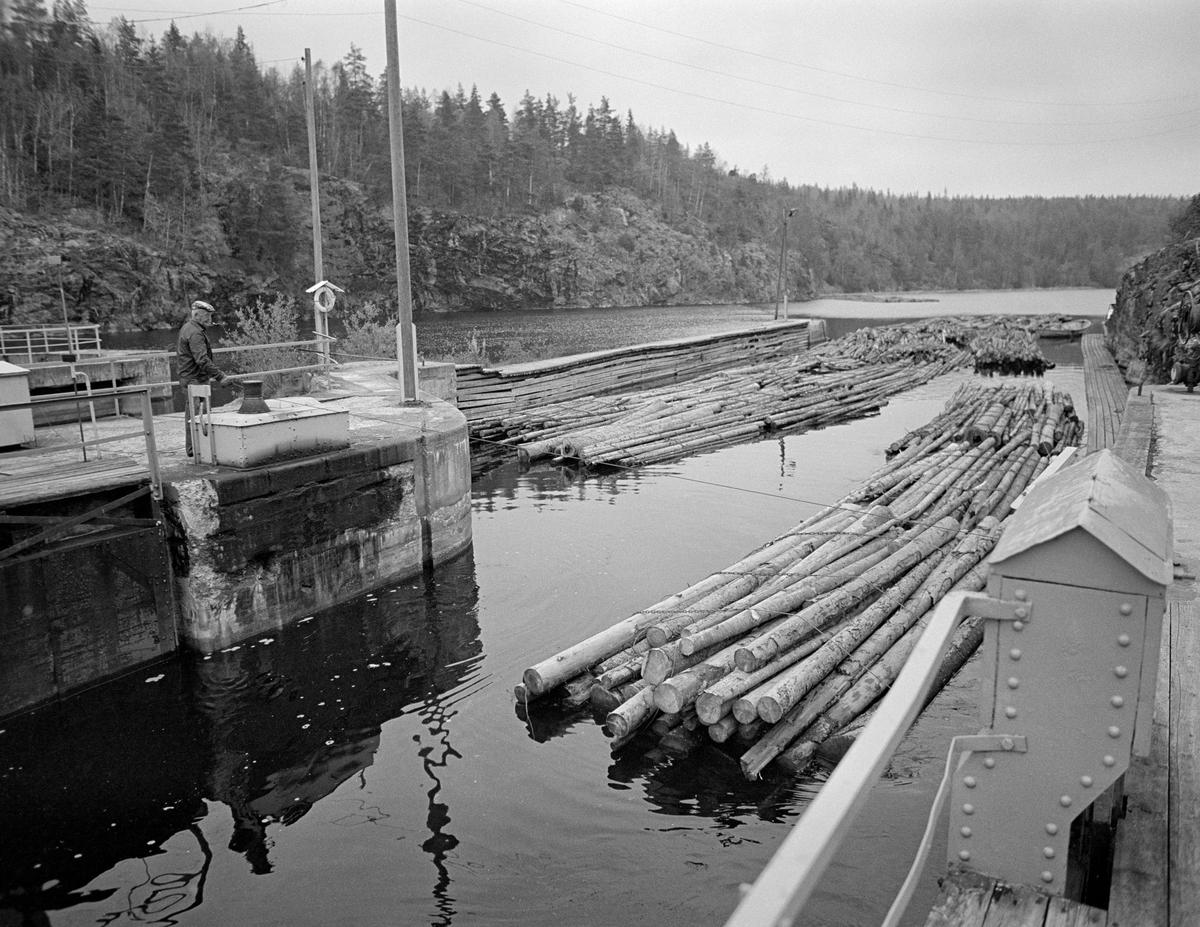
[164,400,472,652]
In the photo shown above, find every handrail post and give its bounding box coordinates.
[140,387,161,498]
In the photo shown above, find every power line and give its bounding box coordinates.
[454,0,1197,129]
[554,0,1200,110]
[90,3,381,18]
[397,13,1200,148]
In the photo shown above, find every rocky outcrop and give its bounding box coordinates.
[1,178,810,331]
[1106,238,1200,381]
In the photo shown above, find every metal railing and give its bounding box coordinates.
[0,324,102,360]
[0,385,162,498]
[17,336,337,396]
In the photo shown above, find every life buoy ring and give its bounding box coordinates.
[315,287,336,312]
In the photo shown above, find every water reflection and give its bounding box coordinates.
[608,736,822,826]
[0,550,482,925]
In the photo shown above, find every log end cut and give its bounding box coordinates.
[653,683,686,715]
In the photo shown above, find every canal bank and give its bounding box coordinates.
[0,362,472,717]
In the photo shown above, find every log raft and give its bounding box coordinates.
[474,315,1062,473]
[519,379,1083,778]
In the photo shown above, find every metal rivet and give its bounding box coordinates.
[1005,706,1018,719]
[1119,603,1133,616]
[1081,775,1094,788]
[1117,634,1131,647]
[1001,737,1014,751]
[1112,695,1125,708]
[1007,677,1020,689]
[1115,665,1128,678]
[983,757,996,769]
[1044,847,1056,859]
[964,776,977,788]
[1046,823,1059,835]
[1015,607,1028,619]
[1010,648,1022,661]
[961,827,973,838]
[959,850,971,861]
[963,804,975,815]
[1060,795,1073,807]
[1041,871,1054,883]
[1109,726,1121,738]
[1013,620,1025,632]
[1015,589,1027,601]
[1103,755,1116,767]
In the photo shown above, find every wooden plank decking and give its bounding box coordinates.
[0,456,150,509]
[1082,334,1128,454]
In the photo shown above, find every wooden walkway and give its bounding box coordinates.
[0,456,150,509]
[1082,334,1128,454]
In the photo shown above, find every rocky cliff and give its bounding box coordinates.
[1,174,808,331]
[1106,238,1200,381]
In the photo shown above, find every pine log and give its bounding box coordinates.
[708,714,740,743]
[775,565,990,775]
[680,529,900,657]
[606,684,659,741]
[738,525,998,780]
[524,506,861,697]
[748,545,951,724]
[695,621,847,725]
[734,516,961,674]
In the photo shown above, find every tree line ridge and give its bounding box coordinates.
[0,1,1188,329]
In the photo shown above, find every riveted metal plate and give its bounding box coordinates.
[949,577,1147,892]
[954,734,1028,754]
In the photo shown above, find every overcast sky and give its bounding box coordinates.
[91,0,1199,198]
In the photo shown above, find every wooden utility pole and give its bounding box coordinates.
[303,49,329,369]
[384,0,418,402]
[775,207,796,321]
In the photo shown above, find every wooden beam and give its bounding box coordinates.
[1170,600,1200,925]
[0,484,150,561]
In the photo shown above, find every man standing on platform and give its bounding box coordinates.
[178,300,234,457]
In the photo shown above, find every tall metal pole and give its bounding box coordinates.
[304,48,329,371]
[384,0,418,402]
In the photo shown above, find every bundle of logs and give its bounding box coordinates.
[476,316,1054,471]
[969,329,1054,377]
[518,382,1083,779]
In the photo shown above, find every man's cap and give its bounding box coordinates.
[191,300,214,313]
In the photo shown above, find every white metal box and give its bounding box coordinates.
[0,361,35,449]
[196,398,349,468]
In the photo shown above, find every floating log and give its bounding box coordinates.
[734,517,961,675]
[775,564,991,774]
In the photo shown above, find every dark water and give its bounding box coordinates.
[3,293,1100,927]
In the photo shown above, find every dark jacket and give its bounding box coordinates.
[177,318,224,383]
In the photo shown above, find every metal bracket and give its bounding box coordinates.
[964,593,1033,623]
[953,733,1028,754]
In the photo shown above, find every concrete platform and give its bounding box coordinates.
[2,361,473,696]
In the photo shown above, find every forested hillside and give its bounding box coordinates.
[0,1,1184,329]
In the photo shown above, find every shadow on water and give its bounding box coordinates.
[0,551,484,925]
